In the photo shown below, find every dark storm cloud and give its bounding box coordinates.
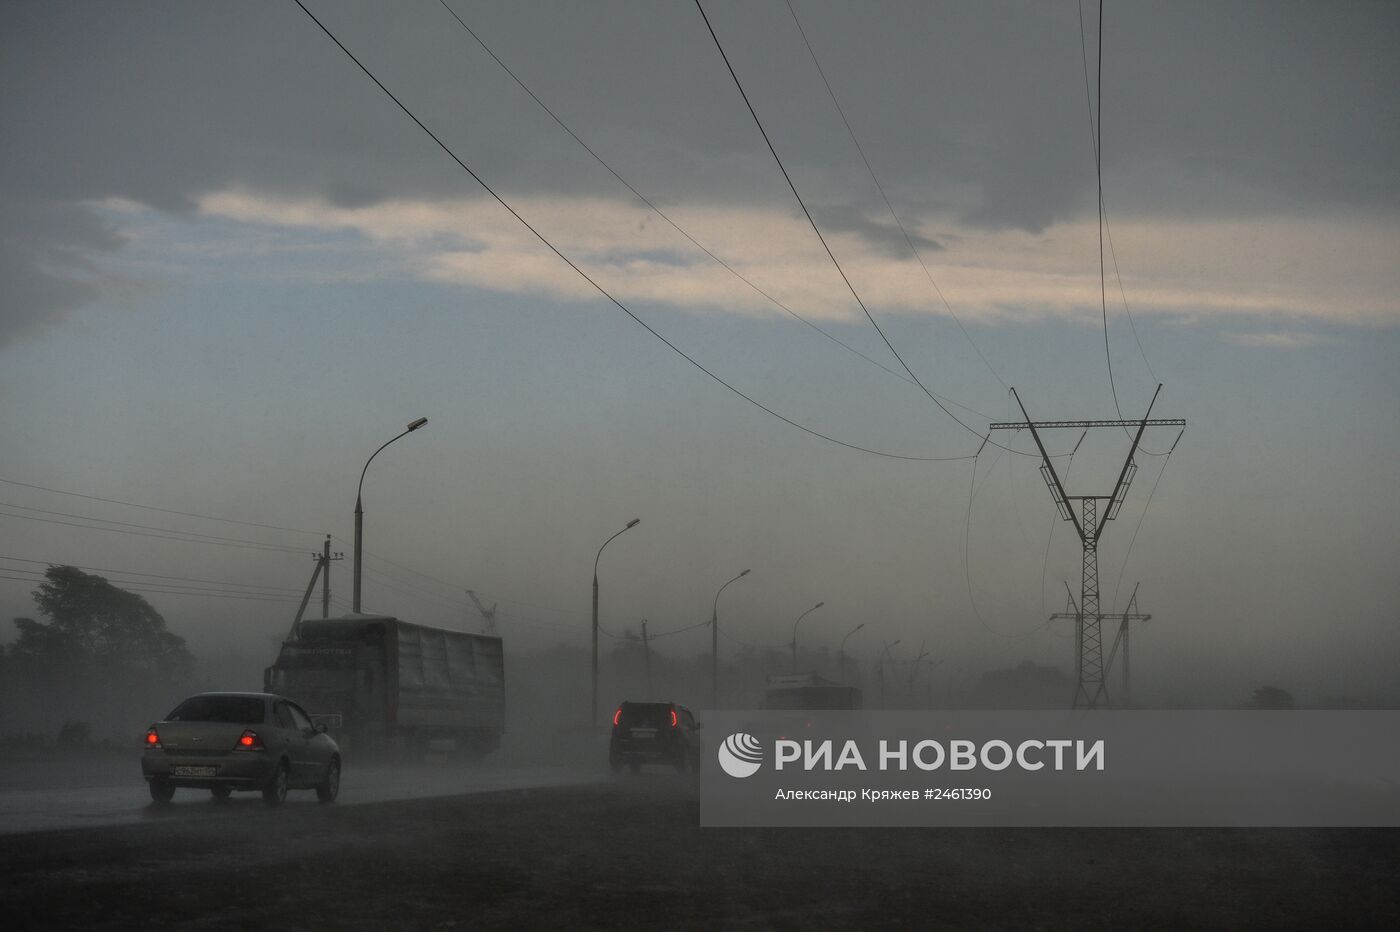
[811,203,943,258]
[0,199,126,348]
[325,182,390,210]
[1,0,1396,338]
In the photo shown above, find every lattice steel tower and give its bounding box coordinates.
[992,385,1182,709]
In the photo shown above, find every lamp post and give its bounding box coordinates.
[710,568,751,709]
[878,639,901,707]
[353,417,427,614]
[789,601,824,672]
[838,623,865,682]
[592,518,640,727]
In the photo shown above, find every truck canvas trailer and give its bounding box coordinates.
[265,615,505,756]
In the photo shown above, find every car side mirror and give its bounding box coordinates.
[315,723,328,734]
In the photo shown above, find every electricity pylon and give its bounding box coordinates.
[993,384,1182,708]
[1051,581,1152,708]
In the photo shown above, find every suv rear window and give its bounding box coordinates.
[617,703,671,727]
[167,696,266,724]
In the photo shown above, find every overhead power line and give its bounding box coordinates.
[1075,1,1166,455]
[0,570,301,604]
[1092,0,1124,423]
[693,0,1031,460]
[0,554,305,593]
[335,536,639,622]
[0,507,310,555]
[1073,3,1157,387]
[0,476,323,536]
[433,1,991,423]
[781,0,1008,392]
[292,0,967,464]
[1110,427,1183,609]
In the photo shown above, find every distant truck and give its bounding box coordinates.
[764,672,862,710]
[264,614,504,756]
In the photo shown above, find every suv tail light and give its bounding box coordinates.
[145,728,161,749]
[613,708,623,727]
[236,729,265,751]
[670,709,678,728]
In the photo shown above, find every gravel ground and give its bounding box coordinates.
[3,776,1397,930]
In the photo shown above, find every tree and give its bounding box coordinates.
[11,565,193,685]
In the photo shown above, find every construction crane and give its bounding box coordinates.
[466,589,498,637]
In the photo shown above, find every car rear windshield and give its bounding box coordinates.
[618,703,671,727]
[166,696,266,724]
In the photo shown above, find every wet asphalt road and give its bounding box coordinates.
[0,752,603,835]
[3,771,1399,931]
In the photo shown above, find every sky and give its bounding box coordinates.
[1,0,1397,709]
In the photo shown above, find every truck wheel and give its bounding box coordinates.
[316,757,340,804]
[149,779,175,803]
[262,762,289,807]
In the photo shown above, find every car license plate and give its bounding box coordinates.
[173,765,217,777]
[630,728,656,739]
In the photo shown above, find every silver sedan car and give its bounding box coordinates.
[142,692,340,806]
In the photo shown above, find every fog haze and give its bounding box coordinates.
[2,1,1398,733]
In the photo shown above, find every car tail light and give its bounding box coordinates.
[236,729,265,751]
[670,709,678,728]
[145,728,161,749]
[613,708,622,727]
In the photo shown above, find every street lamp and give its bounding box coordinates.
[878,639,901,707]
[353,417,428,614]
[838,623,866,682]
[592,518,640,727]
[710,568,751,709]
[789,601,824,672]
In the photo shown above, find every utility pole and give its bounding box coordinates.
[640,620,651,695]
[320,536,343,619]
[993,385,1183,708]
[289,539,339,640]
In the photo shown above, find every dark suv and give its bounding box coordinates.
[609,701,702,773]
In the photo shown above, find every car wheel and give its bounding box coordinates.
[210,785,232,801]
[149,779,175,804]
[262,761,289,807]
[316,757,340,804]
